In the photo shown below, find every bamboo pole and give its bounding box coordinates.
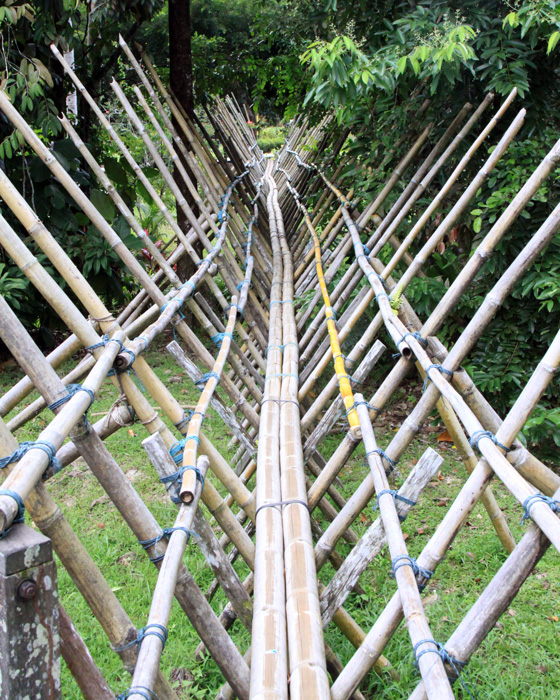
[355,396,454,699]
[274,173,330,699]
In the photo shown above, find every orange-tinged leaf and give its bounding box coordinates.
[437,430,453,443]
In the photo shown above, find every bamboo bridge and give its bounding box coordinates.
[0,37,559,700]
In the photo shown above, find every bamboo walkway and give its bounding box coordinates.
[0,41,559,700]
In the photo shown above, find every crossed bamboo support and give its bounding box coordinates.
[0,44,559,700]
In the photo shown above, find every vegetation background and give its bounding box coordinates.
[1,3,560,698]
[1,0,560,447]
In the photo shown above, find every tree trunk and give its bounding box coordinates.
[168,0,200,297]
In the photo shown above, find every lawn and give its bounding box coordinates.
[1,329,559,699]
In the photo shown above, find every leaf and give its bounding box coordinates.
[548,31,560,55]
[90,189,115,222]
[437,430,453,443]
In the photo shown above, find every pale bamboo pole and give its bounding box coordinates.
[119,35,220,205]
[0,294,250,691]
[422,364,516,552]
[293,122,434,324]
[250,164,288,700]
[273,174,330,699]
[319,448,443,626]
[0,153,261,431]
[130,85,273,290]
[112,79,273,327]
[0,211,258,560]
[307,152,560,566]
[111,79,219,242]
[330,321,560,700]
[350,91,500,264]
[0,420,177,699]
[355,396,454,699]
[0,333,84,419]
[312,183,560,572]
[312,189,560,569]
[297,107,525,402]
[178,304,238,499]
[123,450,246,700]
[294,98,481,341]
[58,113,183,285]
[0,324,124,531]
[50,44,204,261]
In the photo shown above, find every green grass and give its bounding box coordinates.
[1,336,559,699]
[257,125,286,153]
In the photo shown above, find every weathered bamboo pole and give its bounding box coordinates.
[355,396,454,699]
[274,173,330,699]
[250,165,288,700]
[330,319,560,700]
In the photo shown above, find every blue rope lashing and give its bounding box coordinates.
[266,342,298,356]
[468,430,511,454]
[180,280,196,297]
[117,688,160,700]
[422,364,454,391]
[236,282,244,290]
[136,335,150,352]
[413,640,477,699]
[211,332,233,346]
[521,492,560,524]
[367,447,397,470]
[375,489,416,522]
[113,623,168,652]
[0,440,62,474]
[173,410,193,433]
[194,371,220,389]
[160,463,205,497]
[47,384,95,413]
[345,399,380,416]
[398,332,428,349]
[265,373,299,381]
[160,298,183,315]
[0,489,25,538]
[362,245,370,256]
[138,527,193,563]
[84,334,110,353]
[367,270,388,288]
[337,373,362,387]
[375,292,391,302]
[391,555,433,591]
[169,439,187,466]
[224,303,244,317]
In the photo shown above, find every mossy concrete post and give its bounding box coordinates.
[0,523,60,698]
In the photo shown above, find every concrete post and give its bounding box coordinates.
[0,523,60,698]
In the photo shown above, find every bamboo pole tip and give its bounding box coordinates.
[350,425,362,440]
